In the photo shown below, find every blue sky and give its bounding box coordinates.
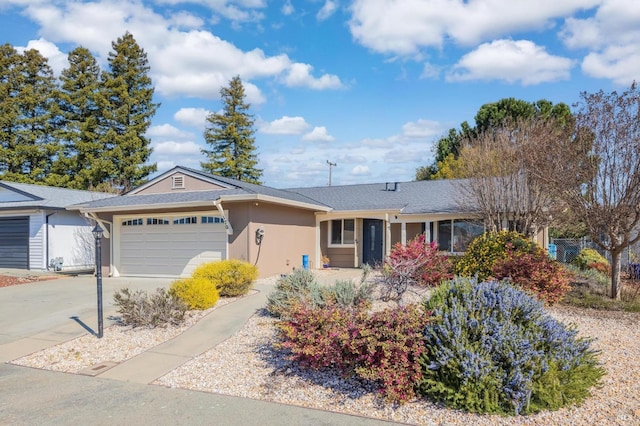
[1,1,638,188]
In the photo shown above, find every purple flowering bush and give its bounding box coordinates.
[418,277,605,415]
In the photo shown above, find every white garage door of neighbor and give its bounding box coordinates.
[118,214,228,277]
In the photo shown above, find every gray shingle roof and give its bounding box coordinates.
[287,179,476,214]
[0,181,116,210]
[75,167,330,210]
[70,166,476,215]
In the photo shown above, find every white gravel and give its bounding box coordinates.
[11,277,640,426]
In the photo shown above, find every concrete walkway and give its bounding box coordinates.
[0,268,398,425]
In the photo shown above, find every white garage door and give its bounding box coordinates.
[118,213,228,277]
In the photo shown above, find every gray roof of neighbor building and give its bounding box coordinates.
[0,181,116,210]
[287,179,476,214]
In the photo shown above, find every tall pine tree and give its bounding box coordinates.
[201,75,262,184]
[0,46,61,183]
[100,32,158,192]
[51,46,109,189]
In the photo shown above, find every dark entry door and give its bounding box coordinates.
[362,219,383,265]
[0,216,29,269]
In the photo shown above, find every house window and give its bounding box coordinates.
[437,219,484,252]
[173,216,197,225]
[201,216,224,224]
[330,219,355,246]
[172,175,185,189]
[147,217,169,225]
[122,218,143,226]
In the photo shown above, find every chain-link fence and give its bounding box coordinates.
[550,238,608,264]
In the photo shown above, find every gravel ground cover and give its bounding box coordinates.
[11,276,640,426]
[0,274,59,288]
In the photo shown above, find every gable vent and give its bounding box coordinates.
[172,175,185,189]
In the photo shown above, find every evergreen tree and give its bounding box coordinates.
[201,75,262,184]
[100,32,158,192]
[51,46,109,189]
[0,46,61,183]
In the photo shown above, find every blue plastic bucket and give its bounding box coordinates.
[302,254,309,269]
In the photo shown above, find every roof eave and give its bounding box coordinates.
[219,194,332,212]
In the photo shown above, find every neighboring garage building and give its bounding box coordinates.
[72,167,331,278]
[0,181,114,271]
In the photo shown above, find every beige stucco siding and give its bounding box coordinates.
[134,174,226,194]
[236,202,317,277]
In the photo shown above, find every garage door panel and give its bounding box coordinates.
[0,217,29,269]
[119,218,227,277]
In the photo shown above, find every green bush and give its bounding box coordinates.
[419,277,605,415]
[113,287,188,328]
[572,248,610,274]
[454,230,538,281]
[192,259,258,297]
[266,268,373,318]
[169,276,220,310]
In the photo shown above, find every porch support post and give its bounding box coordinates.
[401,222,407,245]
[385,214,392,257]
[315,216,321,270]
[425,221,431,242]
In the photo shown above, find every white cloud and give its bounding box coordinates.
[282,1,294,16]
[16,38,67,76]
[447,39,573,85]
[153,140,202,155]
[302,126,335,142]
[349,0,600,55]
[401,119,442,139]
[260,116,310,134]
[17,1,343,99]
[174,108,211,129]
[147,124,195,140]
[317,1,338,21]
[560,0,640,85]
[285,63,344,90]
[155,0,267,24]
[350,165,370,176]
[582,45,640,85]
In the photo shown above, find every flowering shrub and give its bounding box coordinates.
[492,247,573,304]
[572,248,610,275]
[418,277,605,415]
[381,235,453,299]
[169,276,220,310]
[192,259,257,297]
[275,302,430,403]
[454,231,537,281]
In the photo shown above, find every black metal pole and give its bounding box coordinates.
[95,233,103,338]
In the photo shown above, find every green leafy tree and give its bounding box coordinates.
[201,75,262,184]
[417,98,571,180]
[0,45,62,183]
[100,32,158,192]
[50,47,110,189]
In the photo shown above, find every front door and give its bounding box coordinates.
[362,219,383,265]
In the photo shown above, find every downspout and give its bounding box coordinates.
[213,199,234,235]
[45,212,56,271]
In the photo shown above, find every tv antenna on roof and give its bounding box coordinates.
[327,160,337,186]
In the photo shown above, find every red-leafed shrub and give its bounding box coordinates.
[275,302,430,403]
[492,247,572,304]
[386,235,453,287]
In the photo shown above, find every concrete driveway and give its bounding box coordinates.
[0,272,174,348]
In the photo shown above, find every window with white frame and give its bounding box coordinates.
[173,216,197,225]
[201,216,224,224]
[330,219,355,246]
[122,218,143,226]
